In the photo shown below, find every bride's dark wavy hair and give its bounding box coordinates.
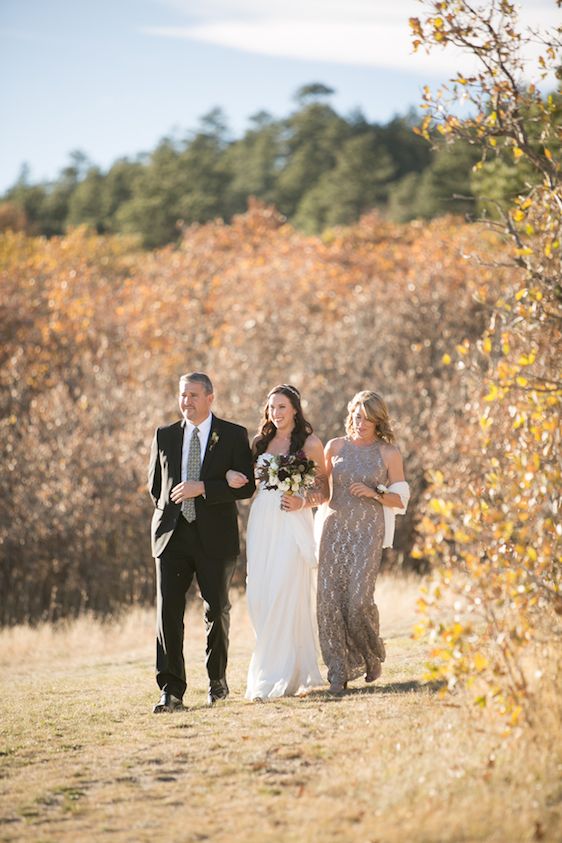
[254,384,313,459]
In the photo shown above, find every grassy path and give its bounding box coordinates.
[0,578,559,843]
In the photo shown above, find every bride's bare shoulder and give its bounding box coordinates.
[303,433,326,460]
[325,436,346,456]
[303,433,323,450]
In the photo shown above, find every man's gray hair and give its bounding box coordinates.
[179,372,214,395]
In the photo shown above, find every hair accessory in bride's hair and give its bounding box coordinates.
[270,384,300,399]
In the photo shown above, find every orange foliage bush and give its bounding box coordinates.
[0,207,512,623]
[0,202,27,233]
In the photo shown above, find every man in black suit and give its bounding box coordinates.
[148,372,255,712]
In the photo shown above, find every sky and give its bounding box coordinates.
[1,0,559,193]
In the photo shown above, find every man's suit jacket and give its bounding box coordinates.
[148,414,255,560]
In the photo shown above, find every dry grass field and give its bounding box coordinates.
[0,576,560,843]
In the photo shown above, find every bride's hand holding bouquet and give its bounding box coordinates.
[256,451,316,512]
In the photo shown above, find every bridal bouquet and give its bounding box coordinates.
[257,450,316,495]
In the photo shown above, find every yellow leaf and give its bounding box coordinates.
[429,498,446,514]
[484,383,499,402]
[442,353,452,365]
[515,288,527,301]
[510,706,522,725]
[544,148,553,160]
[482,337,492,353]
[409,17,422,34]
[513,147,523,159]
[474,652,489,672]
[412,623,426,639]
[516,376,528,386]
[515,247,533,256]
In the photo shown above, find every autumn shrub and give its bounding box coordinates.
[409,0,561,727]
[0,209,512,624]
[0,202,27,233]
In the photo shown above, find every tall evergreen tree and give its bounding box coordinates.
[294,132,396,232]
[276,102,351,217]
[115,139,183,248]
[67,167,105,231]
[223,111,282,214]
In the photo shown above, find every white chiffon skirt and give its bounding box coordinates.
[245,487,323,699]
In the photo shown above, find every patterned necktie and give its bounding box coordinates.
[182,426,200,522]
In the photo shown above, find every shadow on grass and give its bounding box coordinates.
[370,679,446,695]
[155,681,448,714]
[304,679,446,701]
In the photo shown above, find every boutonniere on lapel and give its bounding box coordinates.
[209,431,220,452]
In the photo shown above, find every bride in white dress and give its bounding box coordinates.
[227,384,328,700]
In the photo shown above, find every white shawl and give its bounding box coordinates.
[381,481,410,548]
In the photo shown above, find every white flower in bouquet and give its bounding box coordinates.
[256,450,317,503]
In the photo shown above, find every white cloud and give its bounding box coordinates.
[145,0,561,77]
[144,19,458,74]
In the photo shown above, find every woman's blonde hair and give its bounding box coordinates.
[345,391,395,443]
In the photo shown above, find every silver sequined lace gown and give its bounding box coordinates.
[317,439,387,686]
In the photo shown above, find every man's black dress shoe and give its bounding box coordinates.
[207,678,229,706]
[153,691,185,713]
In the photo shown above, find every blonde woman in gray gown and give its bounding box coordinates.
[317,391,409,694]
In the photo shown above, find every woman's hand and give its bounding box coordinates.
[350,482,382,502]
[281,493,305,512]
[226,470,249,489]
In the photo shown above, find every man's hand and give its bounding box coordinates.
[171,481,205,503]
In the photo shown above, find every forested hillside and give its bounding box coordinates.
[3,80,558,247]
